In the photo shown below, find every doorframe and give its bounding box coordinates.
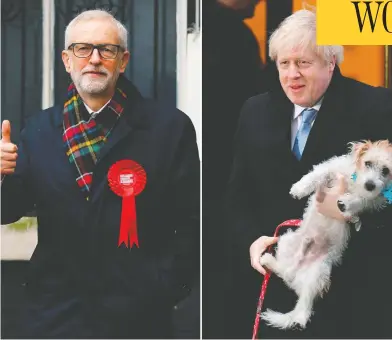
[42,0,55,109]
[386,45,392,89]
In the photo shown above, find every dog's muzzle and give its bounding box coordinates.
[365,181,376,191]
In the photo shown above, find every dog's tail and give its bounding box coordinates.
[261,308,310,330]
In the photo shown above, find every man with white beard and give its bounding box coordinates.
[1,9,199,339]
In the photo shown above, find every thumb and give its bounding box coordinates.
[2,120,11,143]
[265,236,279,246]
[336,173,347,193]
[315,187,326,203]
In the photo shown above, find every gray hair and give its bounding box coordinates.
[269,9,344,65]
[64,9,128,50]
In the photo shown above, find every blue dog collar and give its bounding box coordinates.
[351,172,392,204]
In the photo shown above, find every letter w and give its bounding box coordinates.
[351,1,383,32]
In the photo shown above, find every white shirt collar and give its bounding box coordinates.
[293,97,323,120]
[84,99,111,117]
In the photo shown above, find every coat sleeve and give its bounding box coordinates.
[166,114,200,303]
[224,99,265,259]
[1,127,35,225]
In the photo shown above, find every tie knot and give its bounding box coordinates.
[302,108,317,124]
[91,111,99,119]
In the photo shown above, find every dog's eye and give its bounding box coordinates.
[365,161,372,168]
[382,167,390,177]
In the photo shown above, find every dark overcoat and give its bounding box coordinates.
[2,78,200,339]
[225,67,392,339]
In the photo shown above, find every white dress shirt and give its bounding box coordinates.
[84,99,111,119]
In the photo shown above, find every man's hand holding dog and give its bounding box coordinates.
[250,236,279,275]
[0,120,18,175]
[315,173,348,221]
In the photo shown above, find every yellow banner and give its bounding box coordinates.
[317,0,392,44]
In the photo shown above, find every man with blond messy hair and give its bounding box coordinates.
[224,9,392,339]
[1,9,199,339]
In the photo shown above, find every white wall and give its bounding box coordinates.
[176,0,202,157]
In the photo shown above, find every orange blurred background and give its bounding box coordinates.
[244,0,386,87]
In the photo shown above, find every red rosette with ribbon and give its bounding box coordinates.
[108,160,147,248]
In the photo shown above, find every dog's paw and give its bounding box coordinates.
[261,309,296,330]
[337,199,346,212]
[290,182,307,199]
[337,200,354,220]
[292,310,311,329]
[337,195,356,218]
[259,253,274,268]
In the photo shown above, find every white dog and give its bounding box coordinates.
[259,140,392,330]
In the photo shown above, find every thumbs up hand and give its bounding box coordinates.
[1,120,18,175]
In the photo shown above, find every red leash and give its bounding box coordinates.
[251,219,302,340]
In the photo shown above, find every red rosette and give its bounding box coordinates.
[108,160,147,248]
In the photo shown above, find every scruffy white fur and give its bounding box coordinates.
[259,140,392,330]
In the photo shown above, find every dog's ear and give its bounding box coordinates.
[349,140,371,166]
[349,140,370,155]
[374,140,392,153]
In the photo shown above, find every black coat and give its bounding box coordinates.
[225,67,392,339]
[1,78,200,338]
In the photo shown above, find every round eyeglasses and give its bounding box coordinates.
[68,43,125,59]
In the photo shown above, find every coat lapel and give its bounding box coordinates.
[96,112,133,165]
[300,67,351,166]
[266,88,303,172]
[95,77,150,166]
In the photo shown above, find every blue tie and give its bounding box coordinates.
[292,108,318,160]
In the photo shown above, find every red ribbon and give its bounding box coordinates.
[108,160,147,248]
[252,219,302,340]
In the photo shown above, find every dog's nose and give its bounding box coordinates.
[365,181,376,191]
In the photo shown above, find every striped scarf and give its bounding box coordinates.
[63,81,127,197]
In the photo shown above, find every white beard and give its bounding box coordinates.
[78,74,109,94]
